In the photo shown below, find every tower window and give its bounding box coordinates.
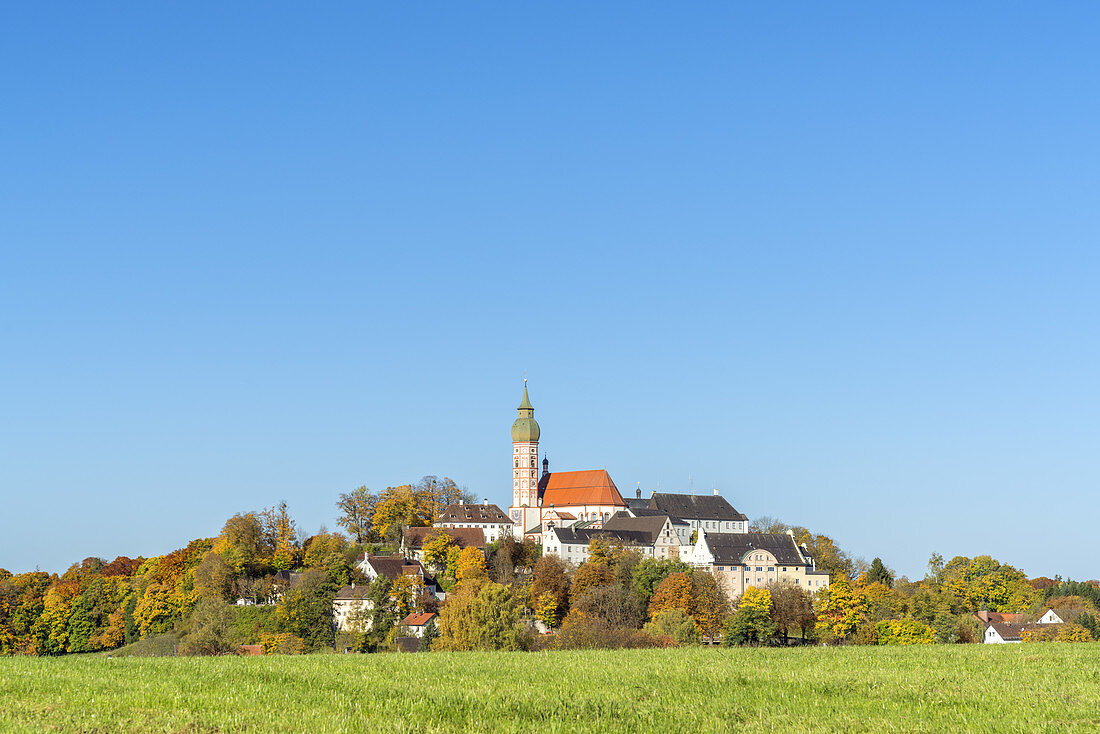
[514,460,518,467]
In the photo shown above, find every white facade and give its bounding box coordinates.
[1038,609,1066,624]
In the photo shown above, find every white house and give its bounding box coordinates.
[401,612,437,637]
[434,502,514,543]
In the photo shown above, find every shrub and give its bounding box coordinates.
[260,632,306,654]
[643,609,699,646]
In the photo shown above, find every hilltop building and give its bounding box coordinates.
[507,382,627,534]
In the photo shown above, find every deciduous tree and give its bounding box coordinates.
[336,486,376,544]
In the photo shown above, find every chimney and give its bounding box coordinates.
[351,582,355,589]
[458,499,464,505]
[713,488,719,496]
[483,497,488,505]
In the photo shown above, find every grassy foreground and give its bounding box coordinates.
[2,644,1100,733]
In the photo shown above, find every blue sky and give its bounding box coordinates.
[2,3,1098,580]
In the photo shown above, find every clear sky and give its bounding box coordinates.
[2,3,1098,581]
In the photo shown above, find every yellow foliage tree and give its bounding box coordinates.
[370,485,432,542]
[455,546,487,587]
[390,575,425,618]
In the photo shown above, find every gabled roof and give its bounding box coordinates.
[404,526,486,549]
[703,532,807,565]
[366,556,424,581]
[334,585,369,600]
[976,611,1025,625]
[435,503,511,523]
[403,612,437,626]
[538,470,627,508]
[649,493,748,522]
[550,525,658,548]
[602,514,674,543]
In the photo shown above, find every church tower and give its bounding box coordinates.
[509,380,540,533]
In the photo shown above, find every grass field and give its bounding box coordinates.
[2,644,1100,733]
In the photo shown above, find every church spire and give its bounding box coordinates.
[518,380,533,413]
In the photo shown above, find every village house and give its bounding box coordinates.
[982,608,1067,644]
[333,583,372,633]
[401,611,437,637]
[682,529,830,597]
[433,502,513,543]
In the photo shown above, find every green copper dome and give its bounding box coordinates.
[511,382,540,442]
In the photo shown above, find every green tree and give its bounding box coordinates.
[631,558,691,605]
[275,570,337,651]
[178,597,236,656]
[436,582,522,651]
[724,587,776,645]
[865,558,894,588]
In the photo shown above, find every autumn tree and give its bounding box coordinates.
[213,513,265,575]
[336,486,376,543]
[455,547,488,587]
[301,531,351,585]
[725,587,777,645]
[631,558,692,605]
[690,572,730,637]
[260,501,299,570]
[436,582,522,651]
[530,555,570,623]
[814,578,868,642]
[275,570,337,651]
[648,572,694,619]
[371,485,432,543]
[414,475,475,523]
[193,552,235,601]
[766,582,816,639]
[570,562,615,605]
[421,532,459,577]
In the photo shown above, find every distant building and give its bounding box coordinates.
[507,382,628,534]
[647,491,749,534]
[333,583,372,633]
[983,622,1057,644]
[682,530,829,597]
[401,612,437,638]
[433,502,512,543]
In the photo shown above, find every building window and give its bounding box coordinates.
[768,567,774,572]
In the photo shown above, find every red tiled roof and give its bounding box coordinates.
[538,470,627,508]
[403,612,436,626]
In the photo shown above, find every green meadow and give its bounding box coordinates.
[2,644,1099,733]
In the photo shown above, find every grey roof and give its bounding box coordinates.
[334,585,369,600]
[648,493,748,522]
[602,514,672,543]
[436,503,511,523]
[551,526,657,548]
[404,526,486,549]
[704,532,807,565]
